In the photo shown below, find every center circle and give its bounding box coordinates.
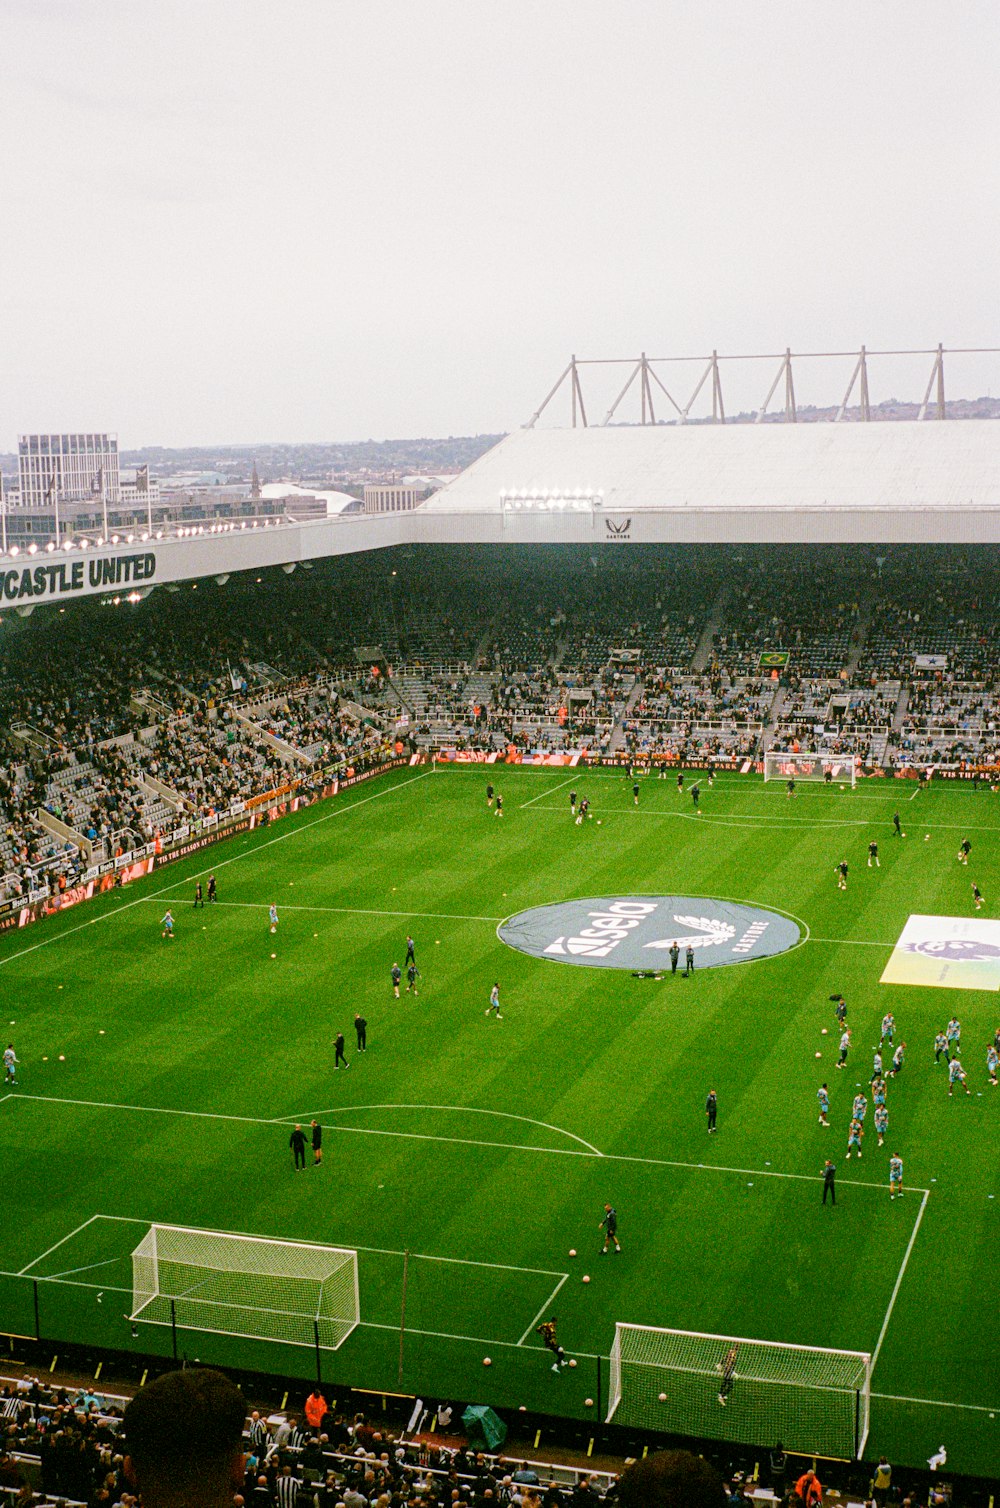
[498,895,802,971]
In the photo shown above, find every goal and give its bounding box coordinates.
[607,1323,870,1460]
[763,751,856,786]
[130,1224,359,1350]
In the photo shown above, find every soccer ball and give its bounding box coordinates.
[569,1359,577,1368]
[597,820,602,826]
[902,832,906,838]
[483,1357,492,1367]
[821,1028,828,1035]
[582,1275,591,1284]
[584,1398,594,1408]
[925,834,930,841]
[815,1051,822,1058]
[840,784,845,790]
[658,1392,667,1402]
[271,925,277,934]
[569,1248,577,1257]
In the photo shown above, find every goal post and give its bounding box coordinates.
[763,751,857,786]
[130,1224,359,1351]
[607,1323,870,1460]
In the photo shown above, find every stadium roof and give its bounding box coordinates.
[423,419,1000,523]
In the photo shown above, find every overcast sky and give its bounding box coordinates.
[1,1,997,449]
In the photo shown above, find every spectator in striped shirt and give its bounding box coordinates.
[274,1462,303,1508]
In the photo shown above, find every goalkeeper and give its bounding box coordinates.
[716,1343,739,1406]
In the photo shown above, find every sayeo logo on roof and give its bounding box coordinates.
[498,896,800,971]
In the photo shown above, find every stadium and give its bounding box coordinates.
[2,355,1000,1506]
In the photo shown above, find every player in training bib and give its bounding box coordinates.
[948,1057,971,1097]
[889,1154,904,1199]
[874,1104,888,1146]
[881,1012,895,1046]
[817,1083,829,1126]
[845,1118,864,1158]
[485,982,502,1020]
[852,1092,867,1123]
[988,1045,999,1087]
[537,1317,569,1373]
[3,1043,18,1086]
[269,904,278,935]
[161,910,175,939]
[836,1029,851,1068]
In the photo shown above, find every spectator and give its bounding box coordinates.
[123,1366,246,1508]
[617,1449,726,1508]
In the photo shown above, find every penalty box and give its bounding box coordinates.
[2,1213,569,1352]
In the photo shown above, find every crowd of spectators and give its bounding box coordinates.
[0,1370,960,1508]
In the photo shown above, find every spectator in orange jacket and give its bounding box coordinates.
[795,1469,822,1504]
[304,1388,327,1431]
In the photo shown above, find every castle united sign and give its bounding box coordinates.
[498,896,801,971]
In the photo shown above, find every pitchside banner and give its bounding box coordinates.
[881,913,1000,991]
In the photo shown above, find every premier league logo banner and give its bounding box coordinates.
[881,914,1000,991]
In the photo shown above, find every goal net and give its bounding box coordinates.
[130,1225,359,1350]
[763,751,856,786]
[607,1324,870,1460]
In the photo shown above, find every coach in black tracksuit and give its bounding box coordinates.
[822,1160,836,1205]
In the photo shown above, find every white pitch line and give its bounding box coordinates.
[16,1213,101,1277]
[520,775,576,809]
[53,1212,564,1278]
[138,900,503,923]
[0,770,433,971]
[42,1256,129,1281]
[870,1388,1000,1415]
[521,803,1000,834]
[359,1317,598,1357]
[0,1093,917,1191]
[277,1103,603,1157]
[870,1186,930,1377]
[517,1272,570,1348]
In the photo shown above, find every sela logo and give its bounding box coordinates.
[605,517,632,540]
[545,899,656,958]
[903,939,1000,962]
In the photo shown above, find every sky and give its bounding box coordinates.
[1,0,998,448]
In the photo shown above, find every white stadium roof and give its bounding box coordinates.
[423,419,1000,517]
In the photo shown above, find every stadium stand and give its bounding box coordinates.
[2,545,1000,894]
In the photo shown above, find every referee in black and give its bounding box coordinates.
[822,1159,836,1205]
[706,1090,717,1133]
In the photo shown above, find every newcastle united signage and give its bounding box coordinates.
[498,895,801,971]
[0,551,156,603]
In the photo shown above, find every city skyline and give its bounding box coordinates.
[2,0,997,450]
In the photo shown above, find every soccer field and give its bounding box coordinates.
[1,766,998,1474]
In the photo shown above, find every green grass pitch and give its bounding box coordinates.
[1,766,998,1474]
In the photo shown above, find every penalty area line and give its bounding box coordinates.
[520,775,576,809]
[517,1271,570,1348]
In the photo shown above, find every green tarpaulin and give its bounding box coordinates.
[462,1404,507,1450]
